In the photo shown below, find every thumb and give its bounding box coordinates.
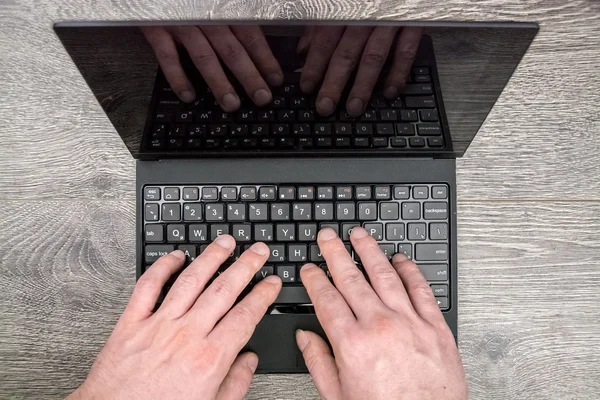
[296,329,342,400]
[215,352,258,400]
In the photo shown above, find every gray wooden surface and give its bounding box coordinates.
[0,0,599,399]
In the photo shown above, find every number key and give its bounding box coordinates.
[249,203,268,221]
[336,202,355,220]
[315,203,334,220]
[227,203,246,221]
[271,203,290,221]
[358,202,377,220]
[293,203,312,220]
[183,203,203,221]
[161,203,181,221]
[205,203,224,221]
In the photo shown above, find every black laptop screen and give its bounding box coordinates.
[54,22,537,159]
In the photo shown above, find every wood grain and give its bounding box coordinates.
[1,0,600,399]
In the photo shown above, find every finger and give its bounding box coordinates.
[297,26,315,55]
[215,352,258,400]
[315,27,372,116]
[300,264,355,341]
[346,26,398,116]
[383,27,424,99]
[296,330,343,400]
[122,250,185,321]
[317,228,383,318]
[209,275,281,354]
[231,25,284,87]
[141,27,196,103]
[202,26,273,106]
[300,26,345,94]
[350,227,413,313]
[156,235,236,319]
[173,26,241,112]
[392,253,446,325]
[192,242,270,328]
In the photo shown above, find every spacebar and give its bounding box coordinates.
[274,286,311,304]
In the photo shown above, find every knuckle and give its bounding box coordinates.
[155,48,178,64]
[411,282,434,299]
[397,46,417,61]
[371,313,396,334]
[313,286,339,307]
[339,270,364,286]
[313,38,337,54]
[230,303,258,325]
[370,260,396,278]
[236,31,260,47]
[362,49,388,65]
[224,42,244,61]
[336,48,358,67]
[209,278,234,298]
[135,274,159,292]
[175,272,200,291]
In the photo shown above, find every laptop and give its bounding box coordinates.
[54,21,538,373]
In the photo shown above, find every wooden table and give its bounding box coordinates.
[1,1,599,398]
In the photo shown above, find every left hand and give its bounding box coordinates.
[67,236,281,400]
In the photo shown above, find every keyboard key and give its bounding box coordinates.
[293,203,312,220]
[272,96,286,108]
[144,187,161,200]
[413,186,429,199]
[278,110,295,121]
[279,187,296,200]
[432,186,448,199]
[202,187,219,201]
[390,137,407,148]
[298,223,318,241]
[317,186,334,200]
[145,224,164,242]
[210,224,230,240]
[402,202,420,220]
[414,74,431,83]
[372,137,388,147]
[355,186,371,200]
[415,243,448,261]
[259,186,276,200]
[419,109,439,122]
[227,203,246,221]
[230,124,248,137]
[336,202,355,220]
[428,137,444,147]
[310,244,324,262]
[409,137,426,147]
[436,297,449,310]
[237,110,254,122]
[268,244,286,262]
[278,137,294,148]
[189,224,208,242]
[316,137,332,147]
[431,284,448,297]
[161,203,181,221]
[260,138,276,148]
[257,110,275,121]
[145,203,159,222]
[335,137,351,147]
[271,203,290,221]
[397,243,412,260]
[249,203,268,221]
[341,223,360,240]
[167,224,186,242]
[355,123,373,135]
[335,123,352,135]
[354,137,370,147]
[293,124,311,136]
[187,125,205,138]
[314,203,334,220]
[395,123,416,136]
[254,266,274,283]
[408,223,427,240]
[178,244,197,262]
[414,67,430,75]
[298,187,315,200]
[401,83,433,95]
[255,224,274,241]
[288,244,308,262]
[208,124,227,137]
[394,186,410,199]
[205,204,225,221]
[379,244,395,260]
[298,137,314,147]
[361,109,377,121]
[319,223,339,235]
[336,186,353,200]
[430,223,448,240]
[400,109,418,122]
[314,123,332,136]
[240,187,257,201]
[386,223,405,240]
[376,123,394,136]
[418,123,441,136]
[298,110,315,121]
[374,186,391,200]
[291,97,307,108]
[221,187,237,201]
[164,187,180,201]
[145,245,174,263]
[183,203,203,221]
[380,109,398,121]
[251,124,269,136]
[232,224,252,242]
[423,202,448,220]
[380,202,399,220]
[277,265,297,283]
[405,95,435,108]
[272,124,290,136]
[363,223,383,240]
[358,202,377,220]
[418,264,448,281]
[183,187,199,201]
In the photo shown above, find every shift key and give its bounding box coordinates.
[418,264,448,281]
[415,244,448,261]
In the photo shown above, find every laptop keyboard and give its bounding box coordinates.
[147,66,445,152]
[143,183,451,311]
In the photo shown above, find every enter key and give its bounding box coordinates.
[415,243,448,261]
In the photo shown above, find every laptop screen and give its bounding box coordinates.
[54,22,537,159]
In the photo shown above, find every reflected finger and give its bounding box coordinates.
[232,25,284,87]
[383,27,424,99]
[300,26,345,94]
[297,26,315,55]
[346,26,398,116]
[316,27,372,116]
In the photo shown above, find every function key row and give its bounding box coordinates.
[144,185,448,201]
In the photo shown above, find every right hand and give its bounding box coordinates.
[141,26,284,112]
[297,227,467,400]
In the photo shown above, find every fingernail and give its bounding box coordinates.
[318,228,338,241]
[221,93,239,110]
[214,235,234,249]
[179,90,195,103]
[393,253,408,262]
[317,97,335,116]
[383,86,398,99]
[296,329,309,351]
[351,226,369,239]
[268,73,284,86]
[249,242,268,256]
[253,88,271,105]
[170,249,185,259]
[246,353,259,371]
[300,80,315,93]
[264,275,281,285]
[347,98,364,116]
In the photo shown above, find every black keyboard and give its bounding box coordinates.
[143,183,451,310]
[147,66,445,152]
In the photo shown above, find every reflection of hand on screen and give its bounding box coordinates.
[141,26,284,112]
[298,26,423,116]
